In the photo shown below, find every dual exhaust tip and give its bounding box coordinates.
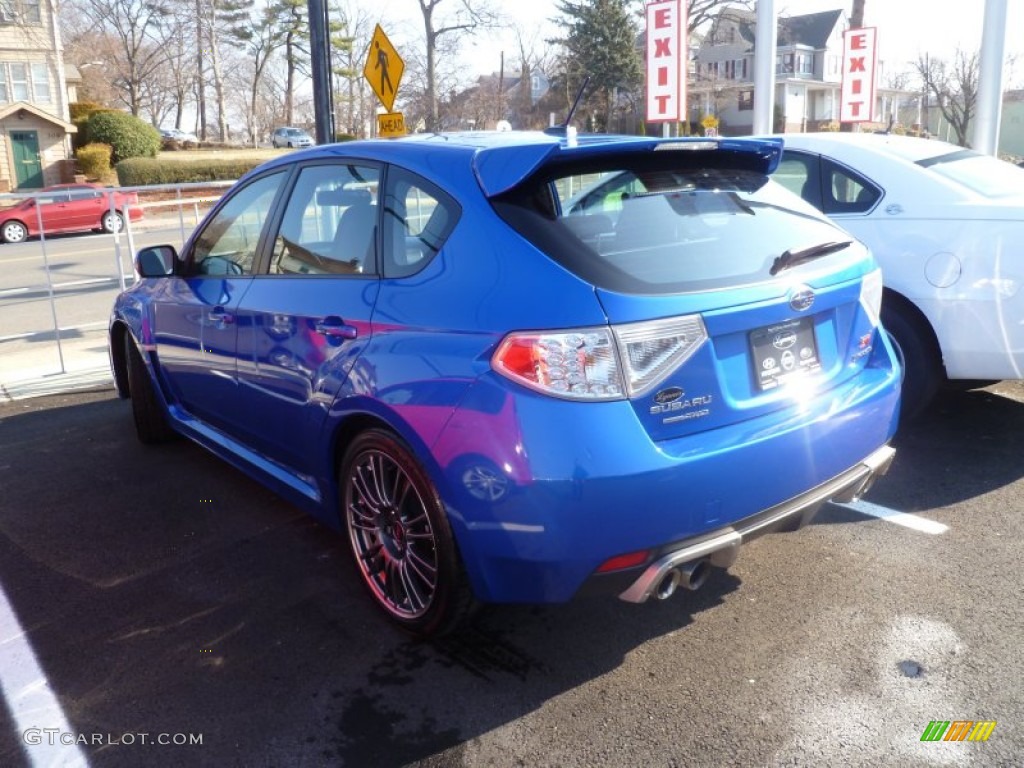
[654,558,711,600]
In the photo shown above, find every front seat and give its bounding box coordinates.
[332,201,377,271]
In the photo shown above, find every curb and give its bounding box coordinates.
[0,367,114,404]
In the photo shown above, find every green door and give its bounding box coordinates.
[11,131,44,189]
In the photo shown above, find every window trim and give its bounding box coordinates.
[182,168,292,277]
[380,163,461,280]
[250,158,386,279]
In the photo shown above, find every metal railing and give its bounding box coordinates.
[0,181,233,400]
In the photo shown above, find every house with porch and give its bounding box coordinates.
[0,0,76,191]
[691,7,914,135]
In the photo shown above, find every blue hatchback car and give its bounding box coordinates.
[109,131,901,636]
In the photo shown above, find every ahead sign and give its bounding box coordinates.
[646,0,686,123]
[363,25,404,113]
[377,112,406,138]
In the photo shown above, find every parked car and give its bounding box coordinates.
[1,183,142,243]
[766,132,1024,417]
[109,132,900,636]
[161,128,199,143]
[272,126,314,148]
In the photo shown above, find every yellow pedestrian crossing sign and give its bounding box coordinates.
[363,25,404,113]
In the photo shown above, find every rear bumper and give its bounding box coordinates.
[616,444,895,603]
[435,357,900,604]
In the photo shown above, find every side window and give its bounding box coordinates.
[381,167,460,278]
[776,152,822,210]
[561,172,644,220]
[556,172,644,253]
[821,158,881,214]
[268,163,380,276]
[190,171,285,276]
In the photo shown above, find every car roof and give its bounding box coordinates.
[251,131,785,198]
[770,132,962,163]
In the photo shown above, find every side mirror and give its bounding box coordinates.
[136,245,177,277]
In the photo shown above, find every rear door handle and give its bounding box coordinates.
[315,317,358,340]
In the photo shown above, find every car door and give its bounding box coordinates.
[65,187,103,229]
[152,170,288,435]
[232,161,382,471]
[36,189,73,235]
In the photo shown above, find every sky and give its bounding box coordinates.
[459,0,1024,85]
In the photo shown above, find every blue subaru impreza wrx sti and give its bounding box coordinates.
[109,131,900,636]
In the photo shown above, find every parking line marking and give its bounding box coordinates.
[0,582,89,766]
[841,499,949,535]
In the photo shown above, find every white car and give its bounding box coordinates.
[272,127,314,148]
[768,132,1024,417]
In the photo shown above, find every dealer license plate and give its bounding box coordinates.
[749,317,821,391]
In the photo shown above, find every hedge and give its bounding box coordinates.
[69,102,114,150]
[75,142,113,179]
[116,157,265,186]
[86,111,162,163]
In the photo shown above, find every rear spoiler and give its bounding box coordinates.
[472,136,785,198]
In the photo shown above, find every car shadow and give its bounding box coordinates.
[818,384,1024,525]
[0,390,741,767]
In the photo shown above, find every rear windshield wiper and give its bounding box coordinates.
[770,240,852,276]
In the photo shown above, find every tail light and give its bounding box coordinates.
[492,327,624,400]
[492,315,708,401]
[859,268,883,327]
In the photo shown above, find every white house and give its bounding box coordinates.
[691,8,914,134]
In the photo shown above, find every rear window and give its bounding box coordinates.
[917,149,1024,198]
[492,160,849,295]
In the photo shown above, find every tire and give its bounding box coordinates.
[1,220,28,243]
[101,211,125,234]
[341,429,475,637]
[881,301,943,422]
[124,334,175,444]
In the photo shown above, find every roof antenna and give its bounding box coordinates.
[545,76,590,138]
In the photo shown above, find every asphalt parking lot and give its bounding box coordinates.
[1,383,1022,767]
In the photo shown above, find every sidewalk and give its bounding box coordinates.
[0,335,114,404]
[0,212,200,405]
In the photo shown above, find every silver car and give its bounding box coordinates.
[272,127,314,148]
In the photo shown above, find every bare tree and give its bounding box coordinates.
[64,0,172,116]
[415,0,500,131]
[330,0,375,137]
[687,0,752,33]
[915,48,979,146]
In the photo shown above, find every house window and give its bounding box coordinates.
[738,90,753,111]
[31,62,49,101]
[10,63,28,101]
[797,54,813,75]
[0,68,6,102]
[0,0,40,23]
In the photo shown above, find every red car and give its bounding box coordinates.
[0,183,143,243]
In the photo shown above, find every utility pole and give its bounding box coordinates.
[307,0,334,143]
[973,0,1008,154]
[752,0,776,134]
